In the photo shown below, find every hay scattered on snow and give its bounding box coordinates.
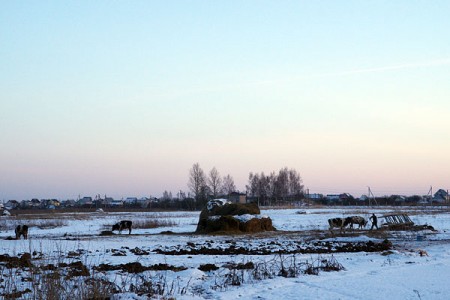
[208,214,270,222]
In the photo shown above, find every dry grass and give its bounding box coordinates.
[132,218,177,229]
[6,212,92,221]
[0,246,188,299]
[28,219,68,229]
[102,218,177,231]
[0,218,68,231]
[134,212,195,219]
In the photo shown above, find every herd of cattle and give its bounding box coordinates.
[328,216,369,232]
[9,216,370,240]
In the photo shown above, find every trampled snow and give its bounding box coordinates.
[1,207,450,299]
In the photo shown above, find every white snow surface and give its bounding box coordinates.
[1,207,450,299]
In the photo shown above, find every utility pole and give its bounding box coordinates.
[367,186,378,206]
[427,186,433,202]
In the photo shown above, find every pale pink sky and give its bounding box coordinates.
[1,1,449,200]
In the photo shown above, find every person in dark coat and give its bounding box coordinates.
[369,213,378,230]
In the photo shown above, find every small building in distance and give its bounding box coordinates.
[433,189,449,203]
[78,197,93,207]
[228,192,247,204]
[5,200,19,210]
[62,199,77,208]
[307,193,323,199]
[326,194,340,202]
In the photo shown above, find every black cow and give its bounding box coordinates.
[328,217,351,233]
[347,216,367,229]
[15,225,29,240]
[112,220,132,234]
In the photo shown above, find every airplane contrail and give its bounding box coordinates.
[331,58,450,76]
[248,58,450,86]
[142,58,450,99]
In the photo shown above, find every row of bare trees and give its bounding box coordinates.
[246,167,304,206]
[188,163,237,208]
[187,163,304,208]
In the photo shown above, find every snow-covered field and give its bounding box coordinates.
[1,207,450,299]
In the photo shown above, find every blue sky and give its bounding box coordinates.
[1,1,449,199]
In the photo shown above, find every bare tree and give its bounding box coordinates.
[188,163,207,204]
[288,168,304,196]
[221,174,236,195]
[246,172,257,197]
[162,190,172,200]
[268,171,277,201]
[247,172,271,206]
[274,167,290,202]
[247,167,304,206]
[208,167,222,198]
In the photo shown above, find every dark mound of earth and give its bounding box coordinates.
[94,262,186,273]
[154,239,393,255]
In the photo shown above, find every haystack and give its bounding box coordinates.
[196,202,276,234]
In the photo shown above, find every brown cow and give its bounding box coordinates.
[347,216,367,229]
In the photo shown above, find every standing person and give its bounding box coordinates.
[369,213,378,230]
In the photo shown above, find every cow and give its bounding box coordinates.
[15,225,29,240]
[328,217,351,233]
[112,220,132,234]
[347,216,367,229]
